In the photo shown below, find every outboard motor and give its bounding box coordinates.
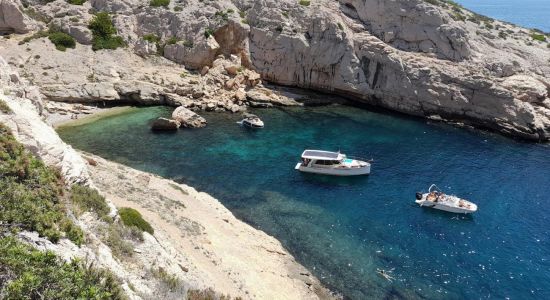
[415,192,423,200]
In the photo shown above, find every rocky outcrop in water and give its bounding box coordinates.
[172,106,207,128]
[151,117,180,131]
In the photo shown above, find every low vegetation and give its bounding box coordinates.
[0,237,125,299]
[66,0,86,5]
[142,34,182,55]
[18,30,48,45]
[102,223,135,258]
[118,207,154,235]
[48,31,76,51]
[0,122,126,298]
[151,267,182,292]
[150,0,170,7]
[0,123,83,245]
[187,288,239,300]
[531,33,547,42]
[18,28,76,51]
[70,184,112,220]
[204,28,215,38]
[0,98,12,114]
[89,12,126,51]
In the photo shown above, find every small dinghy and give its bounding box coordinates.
[237,113,264,128]
[415,184,477,214]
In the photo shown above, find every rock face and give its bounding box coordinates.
[172,106,207,128]
[0,0,35,34]
[0,56,89,185]
[0,0,549,141]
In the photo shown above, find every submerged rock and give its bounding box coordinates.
[172,106,207,128]
[151,117,180,131]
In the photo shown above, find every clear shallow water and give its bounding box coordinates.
[455,0,550,32]
[58,106,550,299]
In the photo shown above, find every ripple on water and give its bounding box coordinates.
[58,105,550,299]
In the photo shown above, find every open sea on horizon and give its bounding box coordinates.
[58,105,550,299]
[455,0,550,32]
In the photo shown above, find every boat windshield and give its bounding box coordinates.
[314,160,341,165]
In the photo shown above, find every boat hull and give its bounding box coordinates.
[295,163,370,176]
[415,199,477,214]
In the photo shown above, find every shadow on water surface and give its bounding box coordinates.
[297,172,371,187]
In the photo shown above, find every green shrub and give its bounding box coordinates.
[0,98,12,114]
[48,32,76,51]
[118,207,154,235]
[166,36,179,45]
[66,0,86,5]
[174,5,182,11]
[183,40,194,48]
[0,123,83,244]
[70,184,111,220]
[299,0,310,6]
[204,28,214,38]
[89,12,126,51]
[150,0,170,7]
[143,33,161,43]
[215,10,229,21]
[531,33,547,42]
[61,218,85,246]
[0,237,125,299]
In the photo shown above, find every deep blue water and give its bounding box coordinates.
[58,106,550,299]
[455,0,550,32]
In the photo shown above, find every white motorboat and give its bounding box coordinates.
[415,184,477,214]
[295,150,371,176]
[238,114,264,128]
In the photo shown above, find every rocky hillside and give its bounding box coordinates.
[0,34,333,300]
[0,0,549,140]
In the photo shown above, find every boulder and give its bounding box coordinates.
[171,106,207,128]
[164,36,220,69]
[151,117,180,131]
[0,0,36,34]
[225,65,239,76]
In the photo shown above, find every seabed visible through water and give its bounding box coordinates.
[58,105,550,299]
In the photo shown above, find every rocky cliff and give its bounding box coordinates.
[0,0,548,140]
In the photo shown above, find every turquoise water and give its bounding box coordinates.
[456,0,550,31]
[58,106,550,299]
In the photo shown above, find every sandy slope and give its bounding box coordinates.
[83,152,336,300]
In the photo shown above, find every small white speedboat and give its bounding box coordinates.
[238,114,264,128]
[415,184,477,214]
[295,150,371,176]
